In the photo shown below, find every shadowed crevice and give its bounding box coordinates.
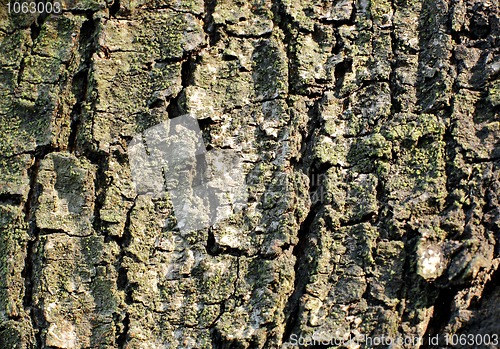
[22,155,42,349]
[68,12,97,153]
[204,0,220,47]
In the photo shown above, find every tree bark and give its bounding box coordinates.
[1,0,500,348]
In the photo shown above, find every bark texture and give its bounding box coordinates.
[1,0,500,348]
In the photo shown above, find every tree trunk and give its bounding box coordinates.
[1,0,500,347]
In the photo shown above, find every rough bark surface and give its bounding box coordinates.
[1,0,500,348]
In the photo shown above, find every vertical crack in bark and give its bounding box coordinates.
[68,12,97,153]
[282,208,315,343]
[271,0,295,90]
[443,125,458,214]
[334,58,353,97]
[206,227,219,256]
[421,286,457,348]
[109,0,121,18]
[281,102,324,346]
[282,142,326,343]
[203,0,219,47]
[270,1,322,343]
[30,9,48,42]
[116,312,130,349]
[22,155,41,348]
[389,0,399,117]
[114,197,136,348]
[166,56,192,119]
[67,108,82,153]
[16,56,26,86]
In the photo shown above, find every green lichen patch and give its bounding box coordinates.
[348,133,392,172]
[252,36,288,100]
[0,319,35,349]
[19,55,65,84]
[80,52,182,152]
[0,204,28,320]
[368,240,405,307]
[60,0,107,11]
[380,114,447,226]
[186,46,254,115]
[324,168,379,224]
[370,0,393,28]
[0,7,38,33]
[0,85,62,158]
[99,11,205,61]
[452,89,500,160]
[0,154,33,200]
[289,28,336,92]
[487,79,500,107]
[33,14,87,63]
[0,8,90,158]
[182,36,287,119]
[126,195,176,263]
[36,233,121,348]
[213,0,274,37]
[118,0,205,15]
[297,221,382,341]
[281,0,354,31]
[0,24,86,156]
[339,82,392,136]
[126,302,213,348]
[0,30,31,67]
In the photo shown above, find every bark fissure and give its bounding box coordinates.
[23,155,42,349]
